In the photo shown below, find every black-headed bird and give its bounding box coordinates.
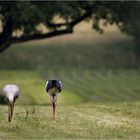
[46,80,62,119]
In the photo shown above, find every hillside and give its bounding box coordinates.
[0,25,140,105]
[0,22,140,139]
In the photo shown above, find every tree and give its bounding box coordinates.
[0,1,140,54]
[0,1,95,52]
[118,2,140,62]
[101,1,140,61]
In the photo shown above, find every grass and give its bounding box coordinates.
[0,70,84,105]
[0,102,140,139]
[0,31,139,104]
[0,31,136,70]
[0,69,140,105]
[0,29,140,138]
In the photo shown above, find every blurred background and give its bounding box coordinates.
[0,1,140,105]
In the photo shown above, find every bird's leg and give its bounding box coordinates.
[8,103,11,122]
[8,102,12,122]
[11,103,14,120]
[52,101,55,120]
[8,102,14,122]
[51,95,57,120]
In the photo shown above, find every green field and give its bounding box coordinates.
[0,69,140,105]
[0,103,140,139]
[0,31,140,139]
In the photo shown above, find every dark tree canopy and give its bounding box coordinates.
[0,1,140,52]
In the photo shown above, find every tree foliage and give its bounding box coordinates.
[0,1,140,52]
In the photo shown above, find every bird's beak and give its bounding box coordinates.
[8,101,14,122]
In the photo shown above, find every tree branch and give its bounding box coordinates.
[0,10,92,53]
[0,29,73,52]
[47,10,93,28]
[10,29,73,44]
[70,10,92,27]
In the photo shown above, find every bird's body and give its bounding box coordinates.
[3,84,19,102]
[46,80,62,94]
[46,80,62,119]
[3,84,19,122]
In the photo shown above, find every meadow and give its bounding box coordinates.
[0,26,140,139]
[0,103,140,139]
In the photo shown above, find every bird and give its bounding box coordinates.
[45,80,62,119]
[2,84,19,122]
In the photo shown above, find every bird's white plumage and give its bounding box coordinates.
[59,80,62,88]
[3,84,19,102]
[46,81,49,87]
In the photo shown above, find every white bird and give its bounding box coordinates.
[46,80,62,119]
[3,84,19,122]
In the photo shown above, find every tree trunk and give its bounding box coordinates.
[134,36,140,64]
[0,40,11,53]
